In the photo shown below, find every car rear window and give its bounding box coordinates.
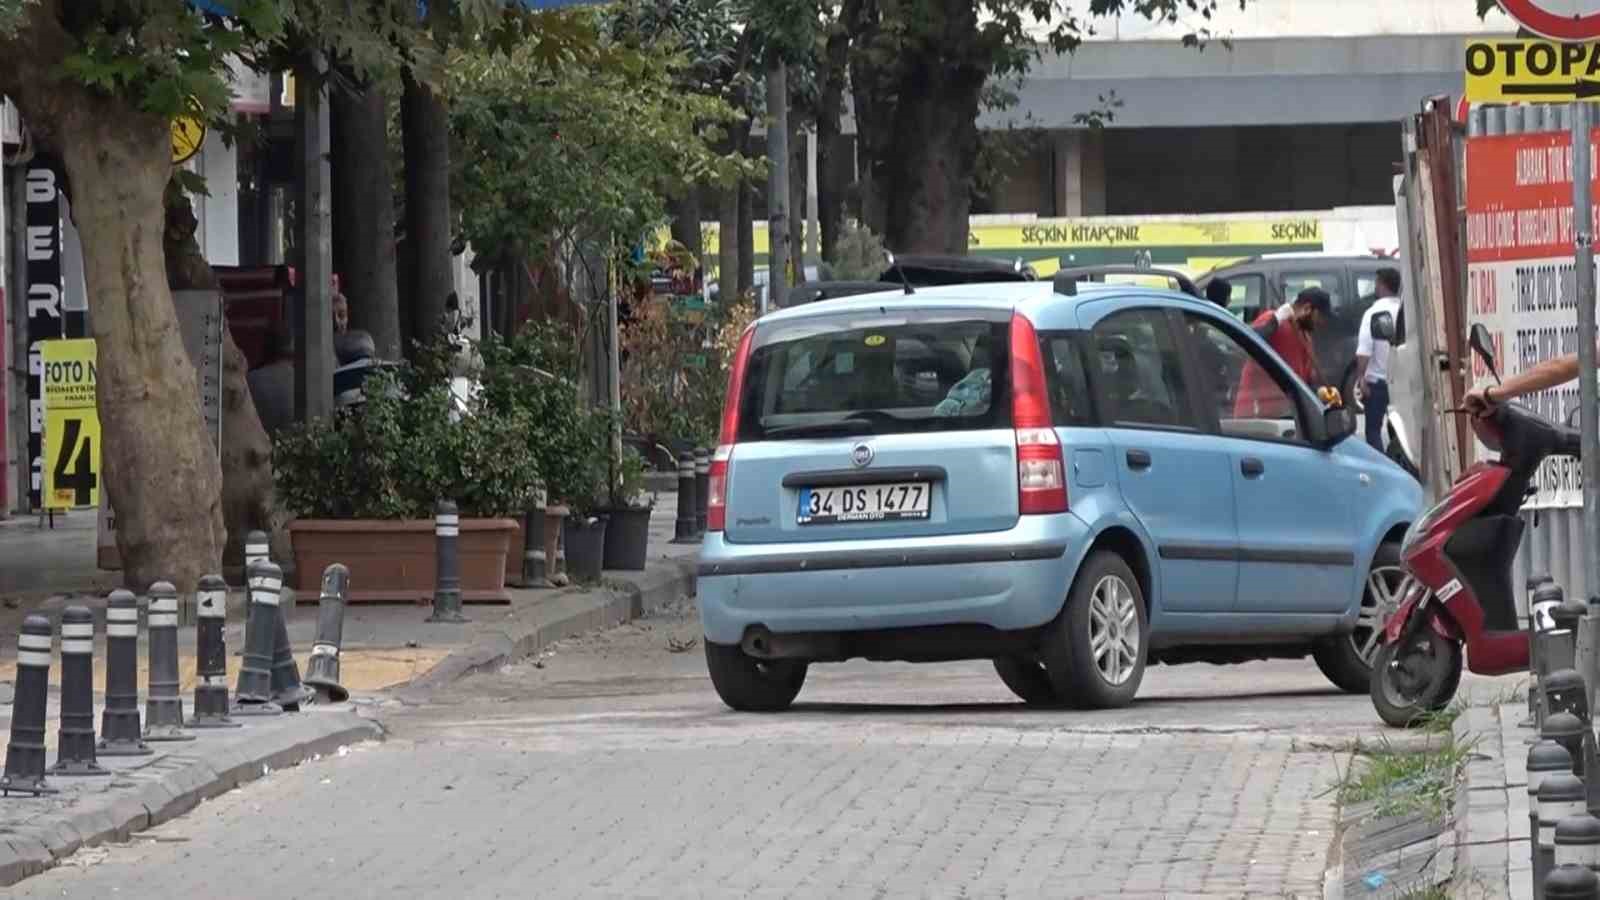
[736,313,1011,442]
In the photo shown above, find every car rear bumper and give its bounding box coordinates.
[696,514,1088,646]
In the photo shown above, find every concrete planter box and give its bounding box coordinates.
[288,518,517,604]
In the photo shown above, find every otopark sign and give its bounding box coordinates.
[1464,5,1600,103]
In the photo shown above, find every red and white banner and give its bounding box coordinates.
[1466,130,1597,508]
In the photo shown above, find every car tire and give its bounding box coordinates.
[704,641,808,712]
[993,657,1061,706]
[1312,541,1406,695]
[1041,551,1148,710]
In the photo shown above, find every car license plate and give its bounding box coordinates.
[797,483,931,525]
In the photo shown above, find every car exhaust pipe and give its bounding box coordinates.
[742,628,776,659]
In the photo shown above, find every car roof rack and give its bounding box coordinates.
[1052,263,1201,299]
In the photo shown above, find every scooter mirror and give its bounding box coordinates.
[1369,311,1397,343]
[1469,323,1500,382]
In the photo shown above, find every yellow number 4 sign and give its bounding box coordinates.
[41,339,100,510]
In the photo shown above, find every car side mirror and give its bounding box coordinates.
[1323,406,1357,446]
[1369,311,1397,343]
[1469,322,1500,383]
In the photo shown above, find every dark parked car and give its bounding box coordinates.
[783,255,1037,309]
[1195,253,1401,409]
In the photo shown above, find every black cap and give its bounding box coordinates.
[1295,287,1333,316]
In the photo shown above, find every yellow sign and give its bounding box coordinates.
[1465,39,1600,104]
[171,114,207,165]
[41,339,100,510]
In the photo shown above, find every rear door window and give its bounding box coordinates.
[738,313,1010,441]
[1088,309,1195,430]
[1226,274,1266,319]
[1038,333,1093,426]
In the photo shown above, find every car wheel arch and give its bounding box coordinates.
[1076,525,1155,622]
[1346,519,1412,621]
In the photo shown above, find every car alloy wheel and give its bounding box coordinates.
[1089,574,1140,687]
[1350,564,1414,667]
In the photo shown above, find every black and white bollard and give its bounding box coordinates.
[234,559,283,716]
[1550,713,1589,780]
[1545,773,1590,898]
[1531,575,1557,725]
[1538,741,1578,882]
[98,590,151,757]
[427,499,468,624]
[304,564,351,704]
[190,575,239,728]
[144,582,193,741]
[1557,813,1600,876]
[1550,669,1592,724]
[1548,863,1600,899]
[693,448,710,536]
[671,455,697,544]
[50,606,107,775]
[1,616,56,796]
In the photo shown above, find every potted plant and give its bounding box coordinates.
[272,349,540,604]
[600,445,654,571]
[557,410,614,585]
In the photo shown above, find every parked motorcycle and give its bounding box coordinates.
[1369,321,1581,727]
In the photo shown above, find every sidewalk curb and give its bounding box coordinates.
[397,558,697,701]
[0,709,382,887]
[1450,703,1521,899]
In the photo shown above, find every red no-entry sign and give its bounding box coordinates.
[1500,0,1600,42]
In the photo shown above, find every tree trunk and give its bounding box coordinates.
[737,180,754,298]
[717,185,739,302]
[817,23,849,264]
[668,192,703,264]
[789,118,807,278]
[55,105,224,589]
[862,77,981,255]
[402,70,454,350]
[164,186,286,570]
[331,79,402,360]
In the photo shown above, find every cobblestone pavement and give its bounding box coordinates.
[12,599,1519,899]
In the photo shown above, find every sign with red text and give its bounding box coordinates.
[1466,129,1600,506]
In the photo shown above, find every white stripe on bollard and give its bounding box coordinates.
[149,597,177,614]
[148,614,178,628]
[107,624,138,638]
[436,526,460,537]
[18,634,51,652]
[106,607,138,623]
[60,623,94,640]
[311,643,338,658]
[16,650,51,667]
[61,639,93,655]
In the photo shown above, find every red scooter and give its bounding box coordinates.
[1370,323,1582,727]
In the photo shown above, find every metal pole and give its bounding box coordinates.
[765,61,790,314]
[1575,101,1600,690]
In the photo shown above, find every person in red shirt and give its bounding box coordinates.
[1233,287,1332,419]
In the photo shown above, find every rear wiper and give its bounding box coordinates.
[762,417,879,439]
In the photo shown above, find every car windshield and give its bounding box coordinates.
[736,313,1011,441]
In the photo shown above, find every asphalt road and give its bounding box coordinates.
[13,597,1520,899]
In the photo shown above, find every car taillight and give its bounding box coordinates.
[1010,313,1068,515]
[708,325,756,533]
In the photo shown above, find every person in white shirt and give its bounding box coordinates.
[1355,268,1402,450]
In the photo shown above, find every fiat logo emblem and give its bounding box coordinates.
[850,443,874,468]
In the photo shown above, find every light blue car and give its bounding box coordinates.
[697,276,1423,711]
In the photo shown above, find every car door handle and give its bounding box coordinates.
[1241,457,1265,478]
[1126,449,1152,471]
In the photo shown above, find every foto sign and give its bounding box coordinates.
[1465,39,1600,102]
[1499,0,1600,42]
[40,339,99,510]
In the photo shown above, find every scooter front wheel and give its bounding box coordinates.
[1370,629,1464,728]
